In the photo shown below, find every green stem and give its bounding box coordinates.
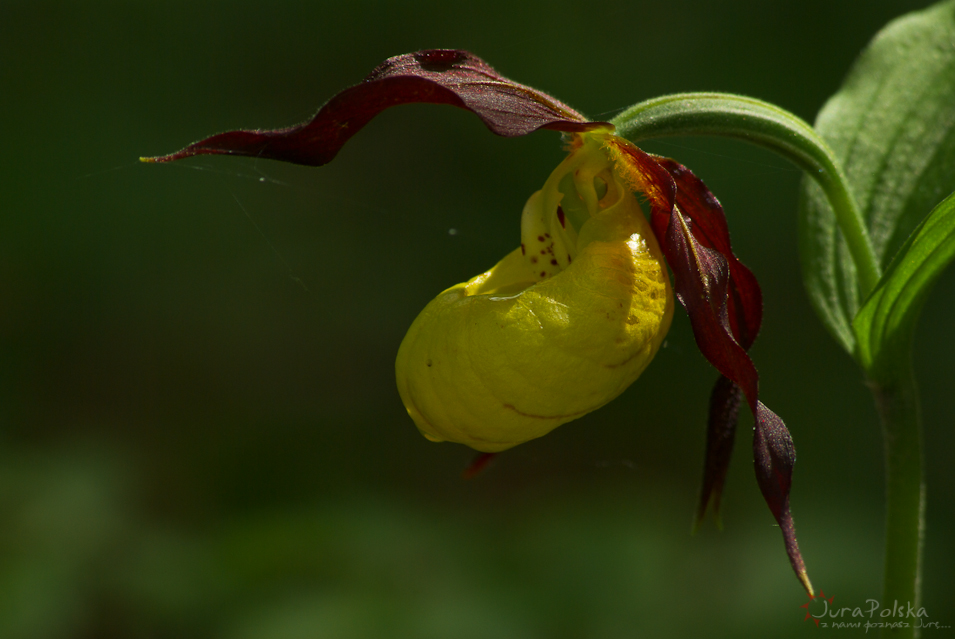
[610,93,882,297]
[871,364,925,639]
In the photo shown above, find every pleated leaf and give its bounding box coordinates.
[798,0,955,358]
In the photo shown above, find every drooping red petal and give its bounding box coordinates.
[142,49,606,167]
[654,158,762,350]
[664,208,760,402]
[754,402,813,596]
[617,149,813,595]
[693,375,742,532]
[664,204,813,595]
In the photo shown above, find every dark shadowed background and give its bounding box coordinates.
[1,1,952,637]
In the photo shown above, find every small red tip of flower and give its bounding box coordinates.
[462,452,497,479]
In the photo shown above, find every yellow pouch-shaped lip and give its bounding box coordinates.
[396,188,673,453]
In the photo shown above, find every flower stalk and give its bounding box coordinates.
[872,365,925,639]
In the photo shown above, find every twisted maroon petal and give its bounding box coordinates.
[694,375,742,532]
[639,154,812,595]
[142,49,606,167]
[654,157,762,350]
[754,402,813,595]
[664,207,759,400]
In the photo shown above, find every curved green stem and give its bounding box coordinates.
[871,364,925,639]
[610,93,882,297]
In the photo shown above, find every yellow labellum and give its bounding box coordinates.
[396,133,673,452]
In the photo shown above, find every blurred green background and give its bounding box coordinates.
[1,1,952,637]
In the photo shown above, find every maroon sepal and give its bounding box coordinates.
[633,155,812,595]
[142,49,607,167]
[693,375,742,532]
[664,209,759,397]
[754,402,813,595]
[664,201,812,594]
[653,158,762,349]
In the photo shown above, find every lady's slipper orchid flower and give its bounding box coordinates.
[145,49,813,595]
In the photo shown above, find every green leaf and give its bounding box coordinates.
[798,0,955,357]
[854,192,955,380]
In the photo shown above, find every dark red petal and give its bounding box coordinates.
[653,158,733,253]
[754,402,814,596]
[609,139,810,593]
[143,49,606,167]
[664,208,759,403]
[662,199,812,595]
[694,375,742,532]
[655,158,762,350]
